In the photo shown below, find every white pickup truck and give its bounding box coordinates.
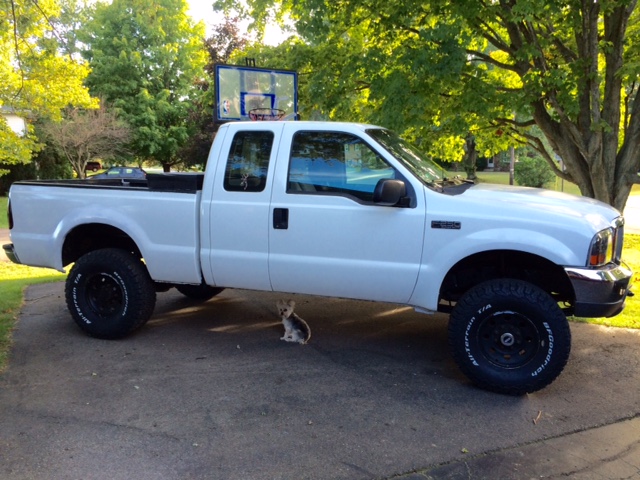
[3,121,633,394]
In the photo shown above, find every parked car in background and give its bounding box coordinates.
[89,166,146,179]
[86,161,102,172]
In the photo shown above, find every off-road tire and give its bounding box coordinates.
[175,284,224,300]
[448,279,571,395]
[65,248,156,339]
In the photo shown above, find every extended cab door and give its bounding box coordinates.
[268,125,426,303]
[204,123,285,290]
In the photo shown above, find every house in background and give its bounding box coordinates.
[1,106,27,136]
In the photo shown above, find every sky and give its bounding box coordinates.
[186,0,289,46]
[186,1,224,33]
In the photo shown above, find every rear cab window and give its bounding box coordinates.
[223,131,274,192]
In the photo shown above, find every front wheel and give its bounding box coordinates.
[65,248,156,339]
[448,279,571,395]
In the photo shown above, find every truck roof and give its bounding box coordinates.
[220,120,384,131]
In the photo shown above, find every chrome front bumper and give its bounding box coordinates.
[565,262,633,318]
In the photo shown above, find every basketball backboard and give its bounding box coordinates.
[214,64,298,122]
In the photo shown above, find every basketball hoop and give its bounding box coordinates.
[249,108,286,121]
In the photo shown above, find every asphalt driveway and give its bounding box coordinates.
[1,283,639,479]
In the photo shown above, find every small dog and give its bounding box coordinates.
[276,299,311,344]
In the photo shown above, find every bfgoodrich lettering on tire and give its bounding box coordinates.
[448,279,571,395]
[65,248,156,339]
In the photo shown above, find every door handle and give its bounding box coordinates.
[273,208,289,230]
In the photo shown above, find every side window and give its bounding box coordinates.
[224,131,274,192]
[288,131,396,202]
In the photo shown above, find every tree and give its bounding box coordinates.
[41,104,131,178]
[81,0,207,171]
[0,0,97,172]
[205,16,249,67]
[216,0,640,210]
[0,120,38,175]
[217,1,517,174]
[442,0,640,211]
[177,17,250,169]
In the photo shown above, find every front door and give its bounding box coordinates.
[268,126,425,303]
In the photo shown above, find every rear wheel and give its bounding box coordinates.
[65,248,156,339]
[448,279,571,395]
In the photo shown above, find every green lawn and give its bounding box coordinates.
[468,170,640,197]
[0,196,7,229]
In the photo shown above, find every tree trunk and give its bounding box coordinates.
[464,134,478,181]
[503,0,639,213]
[531,98,639,213]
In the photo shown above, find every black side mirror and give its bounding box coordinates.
[373,179,407,206]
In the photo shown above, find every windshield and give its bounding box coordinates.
[367,128,444,187]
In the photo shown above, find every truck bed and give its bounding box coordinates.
[8,173,206,284]
[16,172,205,193]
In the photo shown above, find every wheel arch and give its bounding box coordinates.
[438,249,575,313]
[62,223,142,267]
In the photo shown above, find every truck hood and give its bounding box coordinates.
[458,183,622,231]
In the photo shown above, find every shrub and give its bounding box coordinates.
[514,156,555,188]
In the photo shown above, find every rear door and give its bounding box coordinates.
[268,125,425,303]
[205,123,284,290]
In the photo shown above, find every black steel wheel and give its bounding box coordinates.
[65,248,156,339]
[448,279,571,395]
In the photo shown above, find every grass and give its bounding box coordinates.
[463,170,640,197]
[0,196,7,229]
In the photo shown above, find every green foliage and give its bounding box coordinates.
[0,0,97,171]
[218,0,521,158]
[81,0,207,168]
[0,121,38,171]
[0,1,97,118]
[514,155,556,188]
[218,0,640,211]
[0,162,36,196]
[0,197,7,229]
[178,18,251,170]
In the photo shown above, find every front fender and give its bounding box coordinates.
[409,227,587,312]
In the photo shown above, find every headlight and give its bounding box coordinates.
[588,228,614,266]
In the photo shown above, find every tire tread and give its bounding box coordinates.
[448,279,571,395]
[65,248,156,339]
